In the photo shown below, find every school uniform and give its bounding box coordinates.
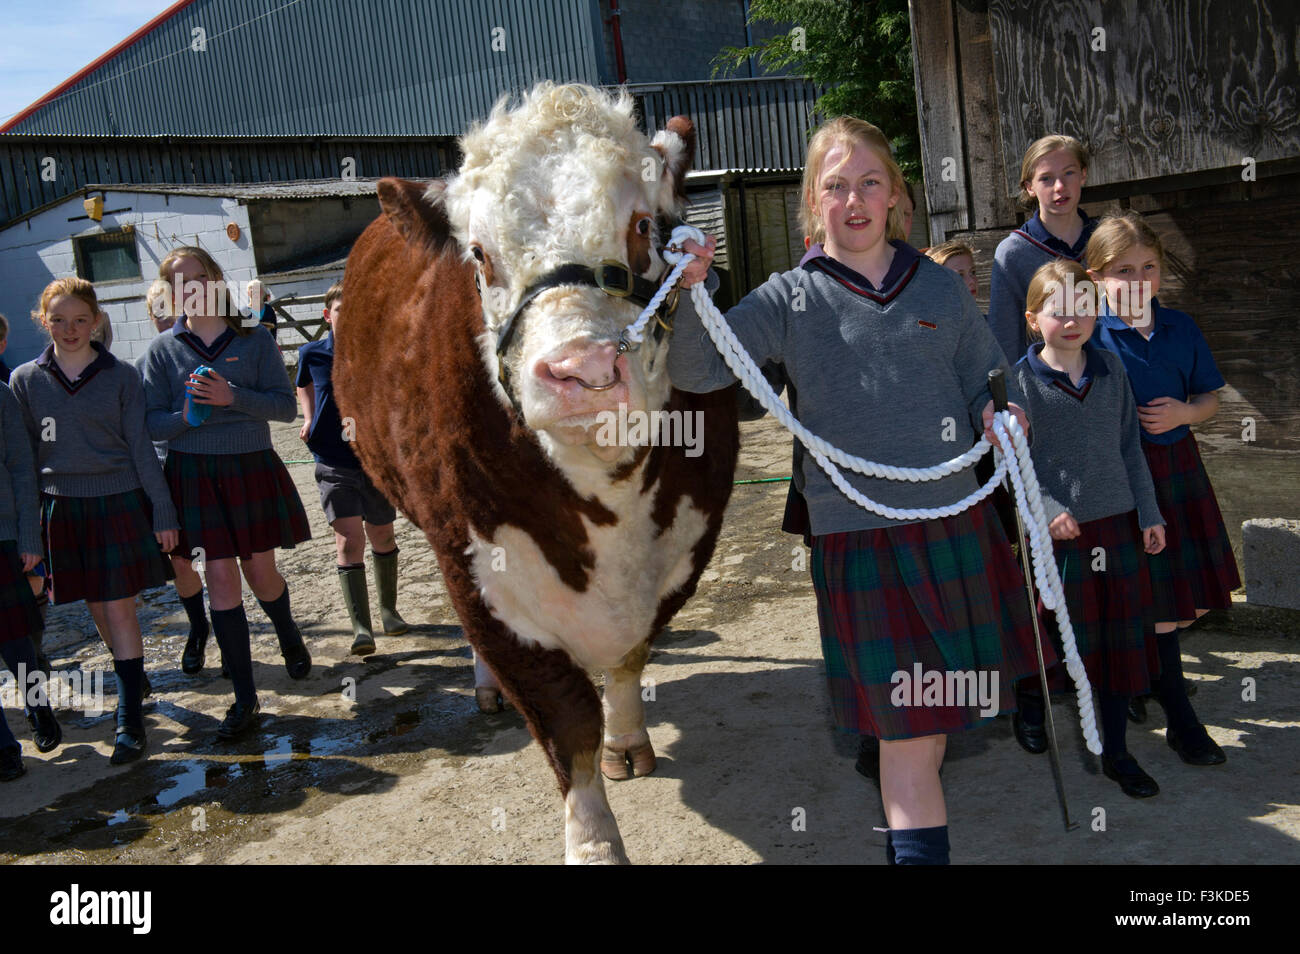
[296,331,396,526]
[0,382,60,764]
[0,383,42,643]
[8,344,176,604]
[1013,342,1163,697]
[668,242,1049,742]
[137,319,310,560]
[987,210,1096,364]
[1094,299,1240,620]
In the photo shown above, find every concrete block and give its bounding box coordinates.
[1243,518,1300,611]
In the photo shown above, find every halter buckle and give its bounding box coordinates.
[594,260,634,298]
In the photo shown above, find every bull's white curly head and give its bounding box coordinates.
[438,82,693,465]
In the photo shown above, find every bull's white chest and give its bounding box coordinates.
[466,480,707,671]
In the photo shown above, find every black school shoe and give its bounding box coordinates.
[27,706,62,753]
[855,736,880,782]
[1012,712,1048,754]
[1102,752,1160,798]
[109,727,147,766]
[0,745,24,781]
[181,628,208,674]
[1127,696,1148,723]
[216,699,261,741]
[1167,724,1227,766]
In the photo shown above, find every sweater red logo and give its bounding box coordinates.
[917,320,937,329]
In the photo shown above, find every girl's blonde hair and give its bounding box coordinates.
[1018,134,1089,210]
[159,245,248,335]
[32,277,101,329]
[1024,259,1094,341]
[925,240,974,266]
[1084,211,1165,275]
[800,116,905,247]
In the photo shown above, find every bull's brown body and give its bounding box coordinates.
[335,174,739,860]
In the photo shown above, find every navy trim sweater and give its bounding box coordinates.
[137,319,297,455]
[0,382,41,553]
[668,252,1022,534]
[9,344,178,532]
[1013,344,1162,530]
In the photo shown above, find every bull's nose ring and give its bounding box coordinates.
[574,366,622,391]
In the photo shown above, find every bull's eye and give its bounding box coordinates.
[470,243,485,263]
[636,217,652,237]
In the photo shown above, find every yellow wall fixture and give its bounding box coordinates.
[83,195,104,221]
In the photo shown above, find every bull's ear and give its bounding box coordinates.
[377,177,455,252]
[651,116,695,205]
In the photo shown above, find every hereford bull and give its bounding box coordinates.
[334,82,739,863]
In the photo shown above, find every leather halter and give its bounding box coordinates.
[487,259,678,416]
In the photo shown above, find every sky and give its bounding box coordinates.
[0,0,172,127]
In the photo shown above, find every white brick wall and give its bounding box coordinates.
[0,191,257,366]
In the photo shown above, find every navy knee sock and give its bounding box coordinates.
[1099,692,1130,757]
[210,606,256,705]
[113,657,145,732]
[1154,632,1199,732]
[0,638,50,713]
[889,825,950,865]
[180,590,209,640]
[257,583,303,651]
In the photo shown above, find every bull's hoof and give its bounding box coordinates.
[475,687,504,713]
[566,840,631,865]
[601,740,656,781]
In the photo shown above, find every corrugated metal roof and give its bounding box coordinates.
[86,179,392,199]
[3,0,605,136]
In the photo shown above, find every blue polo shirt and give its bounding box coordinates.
[1019,209,1095,260]
[1024,339,1110,395]
[295,332,359,469]
[1093,298,1225,445]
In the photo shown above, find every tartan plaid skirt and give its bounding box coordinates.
[810,500,1050,740]
[166,449,311,562]
[41,489,173,604]
[1142,433,1240,621]
[1038,510,1160,697]
[0,540,42,643]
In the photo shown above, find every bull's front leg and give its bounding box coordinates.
[601,640,656,781]
[472,648,504,713]
[473,631,629,864]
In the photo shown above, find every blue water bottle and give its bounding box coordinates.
[184,366,215,426]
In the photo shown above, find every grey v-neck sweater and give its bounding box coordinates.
[1013,346,1163,530]
[668,255,1022,534]
[8,344,178,531]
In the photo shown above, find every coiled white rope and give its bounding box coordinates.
[631,226,1101,754]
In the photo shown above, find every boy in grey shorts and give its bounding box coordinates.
[296,282,408,654]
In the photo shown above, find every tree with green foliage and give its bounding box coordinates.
[714,0,921,178]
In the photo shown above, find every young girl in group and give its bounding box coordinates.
[1087,212,1238,766]
[1010,259,1166,796]
[144,276,214,675]
[988,135,1096,364]
[9,279,177,765]
[672,117,1045,865]
[0,380,62,780]
[925,241,979,300]
[139,246,311,741]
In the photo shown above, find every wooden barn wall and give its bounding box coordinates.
[909,0,1300,560]
[986,0,1299,195]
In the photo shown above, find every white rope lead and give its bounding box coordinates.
[640,229,1101,754]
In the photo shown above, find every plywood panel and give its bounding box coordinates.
[988,0,1300,193]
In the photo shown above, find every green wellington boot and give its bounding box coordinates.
[338,565,376,656]
[371,549,409,636]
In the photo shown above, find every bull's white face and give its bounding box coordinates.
[441,84,690,467]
